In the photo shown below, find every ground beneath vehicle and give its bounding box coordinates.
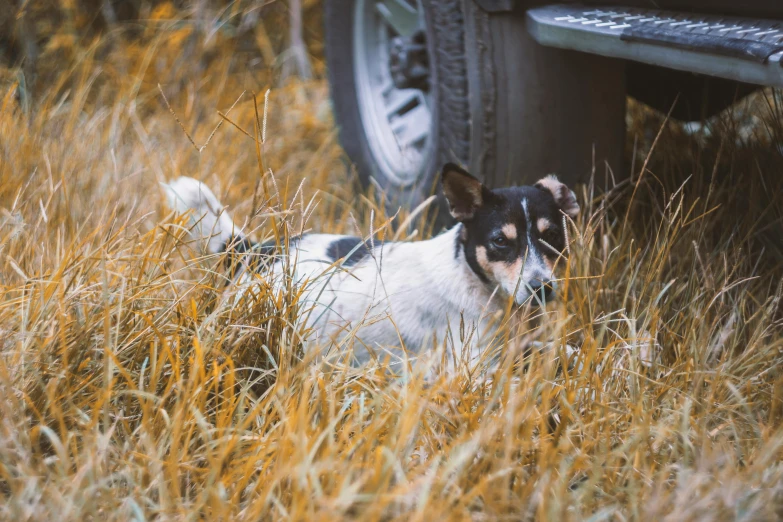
[324,1,783,209]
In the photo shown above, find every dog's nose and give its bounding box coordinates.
[528,279,555,303]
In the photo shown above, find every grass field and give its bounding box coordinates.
[1,4,783,520]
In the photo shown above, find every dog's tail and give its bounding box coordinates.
[162,177,245,255]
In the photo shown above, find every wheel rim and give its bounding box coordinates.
[353,0,433,188]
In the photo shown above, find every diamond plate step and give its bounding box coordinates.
[527,4,783,87]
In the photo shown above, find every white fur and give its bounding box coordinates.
[162,177,239,255]
[300,227,503,364]
[519,197,555,303]
[165,177,511,366]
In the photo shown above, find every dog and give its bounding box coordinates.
[164,163,579,367]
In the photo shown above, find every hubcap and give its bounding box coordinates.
[353,0,434,187]
[389,30,429,91]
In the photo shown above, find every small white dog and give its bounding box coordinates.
[164,163,579,366]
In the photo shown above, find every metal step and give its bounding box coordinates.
[526,5,783,88]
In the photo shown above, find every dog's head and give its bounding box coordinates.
[441,163,579,306]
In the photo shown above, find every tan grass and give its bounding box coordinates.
[1,7,783,521]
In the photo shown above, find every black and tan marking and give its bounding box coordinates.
[441,163,578,304]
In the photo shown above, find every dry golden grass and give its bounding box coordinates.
[1,7,783,521]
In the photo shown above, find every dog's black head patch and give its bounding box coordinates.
[441,163,579,305]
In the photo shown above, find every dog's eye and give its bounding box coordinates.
[491,235,509,248]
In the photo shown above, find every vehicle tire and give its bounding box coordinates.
[324,0,626,218]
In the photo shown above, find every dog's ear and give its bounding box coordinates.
[535,175,580,219]
[441,163,487,221]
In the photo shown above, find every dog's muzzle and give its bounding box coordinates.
[527,279,555,305]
